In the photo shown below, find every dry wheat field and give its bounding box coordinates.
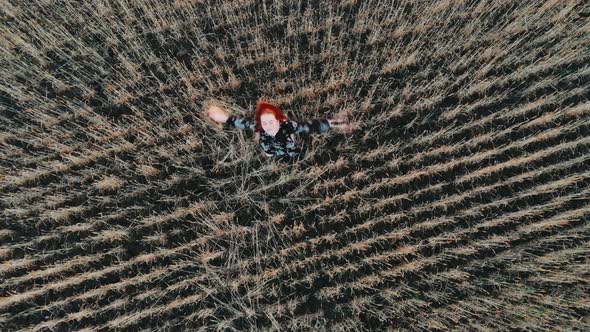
[1,0,590,331]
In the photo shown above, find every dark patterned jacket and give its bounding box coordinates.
[225,115,331,162]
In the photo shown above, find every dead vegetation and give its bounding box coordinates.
[1,0,589,331]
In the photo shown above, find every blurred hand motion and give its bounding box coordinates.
[205,104,230,124]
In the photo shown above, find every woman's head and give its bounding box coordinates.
[255,100,288,134]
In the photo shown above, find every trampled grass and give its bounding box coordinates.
[1,0,589,330]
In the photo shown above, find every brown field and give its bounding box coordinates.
[1,0,590,331]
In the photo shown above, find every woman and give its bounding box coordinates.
[205,100,351,163]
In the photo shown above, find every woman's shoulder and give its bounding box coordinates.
[281,120,297,131]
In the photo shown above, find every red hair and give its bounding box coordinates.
[254,100,289,132]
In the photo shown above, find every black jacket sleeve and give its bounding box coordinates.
[225,115,256,131]
[287,118,330,135]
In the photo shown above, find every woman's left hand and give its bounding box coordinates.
[328,116,352,134]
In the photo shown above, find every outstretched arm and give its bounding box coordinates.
[225,115,256,131]
[289,118,331,135]
[288,116,352,135]
[205,104,256,132]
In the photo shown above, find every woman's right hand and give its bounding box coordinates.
[205,104,230,124]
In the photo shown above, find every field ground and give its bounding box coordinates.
[1,0,590,331]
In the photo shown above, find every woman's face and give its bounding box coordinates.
[261,112,280,136]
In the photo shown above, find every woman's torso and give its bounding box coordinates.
[259,121,300,157]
